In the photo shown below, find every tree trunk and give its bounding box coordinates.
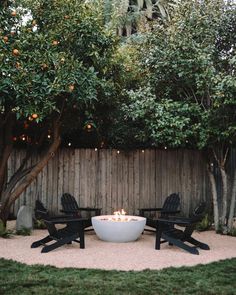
[219,167,228,229]
[0,112,14,196]
[0,122,61,226]
[207,164,219,231]
[228,168,236,232]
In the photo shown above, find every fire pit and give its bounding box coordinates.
[92,209,146,243]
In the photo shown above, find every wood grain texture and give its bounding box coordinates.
[8,148,222,217]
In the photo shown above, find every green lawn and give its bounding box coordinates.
[0,258,236,295]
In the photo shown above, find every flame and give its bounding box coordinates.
[113,209,126,216]
[111,209,128,221]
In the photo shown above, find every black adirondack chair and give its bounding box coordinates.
[31,200,86,253]
[138,193,180,232]
[61,193,101,230]
[155,202,210,255]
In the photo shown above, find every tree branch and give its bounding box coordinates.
[6,120,61,209]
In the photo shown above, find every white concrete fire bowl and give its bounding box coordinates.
[92,215,146,243]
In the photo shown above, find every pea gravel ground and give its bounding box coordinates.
[1,221,236,271]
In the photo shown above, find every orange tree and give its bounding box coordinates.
[0,0,118,226]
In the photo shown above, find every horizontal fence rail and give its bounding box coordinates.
[8,148,212,217]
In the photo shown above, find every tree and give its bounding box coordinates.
[120,0,236,233]
[0,0,117,226]
[103,0,179,36]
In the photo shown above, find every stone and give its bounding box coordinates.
[16,205,33,231]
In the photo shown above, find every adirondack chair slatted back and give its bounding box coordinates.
[161,193,180,218]
[34,200,49,219]
[139,193,180,231]
[183,202,206,238]
[61,193,81,216]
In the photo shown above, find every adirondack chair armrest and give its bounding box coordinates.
[49,214,75,220]
[157,217,192,226]
[138,208,163,216]
[60,209,78,214]
[45,217,88,224]
[35,209,48,215]
[160,209,180,215]
[139,208,163,212]
[77,207,101,212]
[61,208,101,214]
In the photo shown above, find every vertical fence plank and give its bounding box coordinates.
[74,149,80,200]
[110,150,118,214]
[57,149,64,209]
[127,151,134,215]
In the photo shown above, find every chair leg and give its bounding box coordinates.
[79,227,85,249]
[31,236,53,248]
[162,233,199,255]
[41,233,82,253]
[186,237,210,250]
[155,228,162,250]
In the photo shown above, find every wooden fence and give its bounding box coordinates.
[9,148,211,217]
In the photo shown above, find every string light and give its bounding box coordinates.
[141,150,145,153]
[47,134,51,139]
[68,142,71,146]
[164,146,167,150]
[117,150,120,154]
[94,148,98,151]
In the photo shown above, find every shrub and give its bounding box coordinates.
[0,219,12,238]
[196,214,213,232]
[15,227,32,236]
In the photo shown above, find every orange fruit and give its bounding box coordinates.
[32,20,37,26]
[69,84,74,92]
[16,62,21,68]
[11,11,17,17]
[64,15,69,19]
[3,36,8,42]
[32,113,38,119]
[41,63,48,70]
[12,49,20,56]
[52,40,58,45]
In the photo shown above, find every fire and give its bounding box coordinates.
[113,209,126,216]
[110,209,129,221]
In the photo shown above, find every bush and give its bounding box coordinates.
[15,227,32,236]
[0,219,12,238]
[196,214,213,232]
[34,219,47,229]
